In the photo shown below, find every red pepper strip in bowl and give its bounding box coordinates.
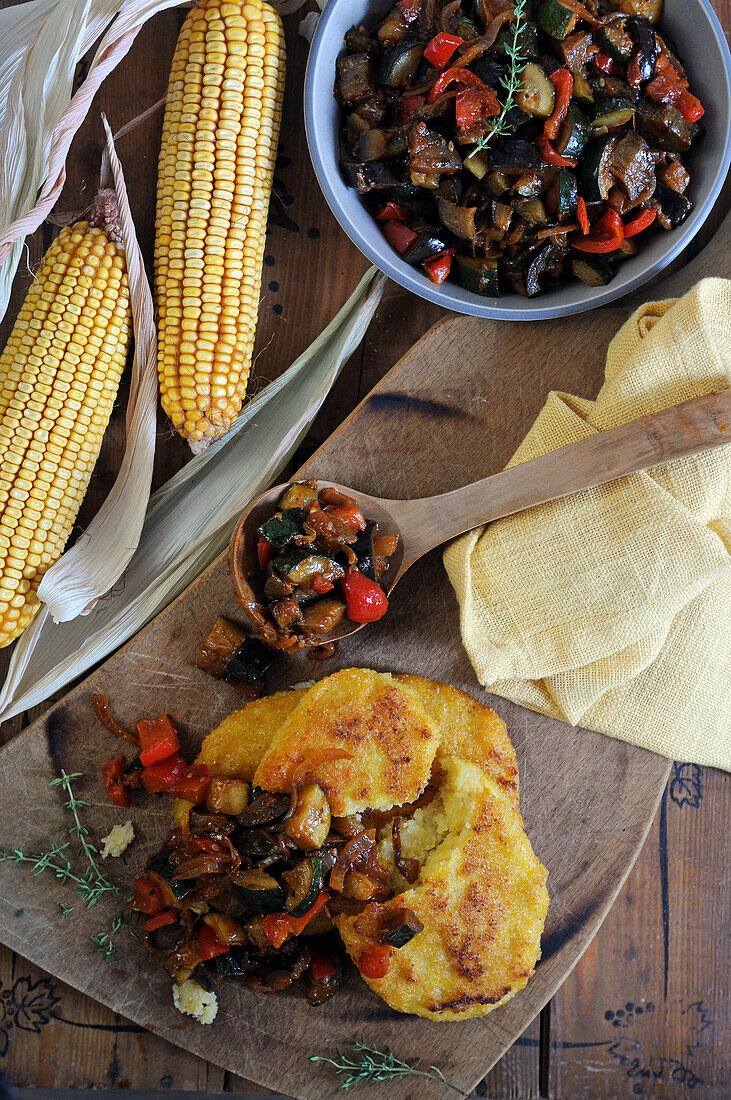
[423,32,463,69]
[646,74,704,122]
[574,210,625,254]
[172,763,211,805]
[101,755,131,807]
[141,752,188,794]
[198,922,230,960]
[428,66,483,103]
[396,0,420,20]
[137,714,180,767]
[626,55,644,88]
[577,196,590,235]
[132,877,165,916]
[376,202,409,223]
[382,221,418,254]
[341,570,389,622]
[537,133,576,168]
[624,208,657,237]
[144,910,179,934]
[593,51,616,74]
[357,945,393,979]
[402,92,427,118]
[423,247,456,285]
[263,891,330,949]
[455,86,500,130]
[544,69,573,141]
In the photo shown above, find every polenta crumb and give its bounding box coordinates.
[173,979,218,1024]
[100,821,135,859]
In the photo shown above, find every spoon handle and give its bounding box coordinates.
[393,388,731,566]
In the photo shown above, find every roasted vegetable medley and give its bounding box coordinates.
[251,481,399,647]
[97,702,422,1004]
[335,0,703,296]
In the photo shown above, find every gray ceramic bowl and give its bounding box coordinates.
[305,0,731,320]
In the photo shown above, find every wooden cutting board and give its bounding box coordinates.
[0,215,726,1100]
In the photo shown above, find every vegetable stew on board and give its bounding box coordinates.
[335,0,703,297]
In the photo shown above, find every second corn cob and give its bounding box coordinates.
[0,194,131,647]
[155,0,286,451]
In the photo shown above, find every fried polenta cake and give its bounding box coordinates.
[172,668,548,1019]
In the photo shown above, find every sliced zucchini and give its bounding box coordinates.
[514,196,549,226]
[285,783,331,851]
[591,97,635,130]
[202,913,247,946]
[578,135,619,201]
[537,0,578,39]
[551,170,578,223]
[231,868,285,915]
[206,778,250,816]
[494,19,541,58]
[515,63,555,119]
[283,856,324,918]
[570,66,594,105]
[271,549,344,588]
[279,482,318,512]
[555,103,590,159]
[147,851,194,906]
[216,947,249,977]
[455,255,500,297]
[379,41,423,87]
[571,256,613,286]
[597,22,634,62]
[302,598,347,635]
[257,508,307,549]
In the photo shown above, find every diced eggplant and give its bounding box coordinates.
[352,521,377,581]
[591,74,637,103]
[590,96,635,130]
[658,159,690,194]
[197,615,247,680]
[468,54,508,87]
[270,597,303,630]
[537,0,578,39]
[486,138,542,170]
[514,196,548,226]
[455,255,500,297]
[653,180,693,226]
[629,17,658,81]
[343,869,391,901]
[359,128,390,161]
[560,30,596,71]
[569,65,594,106]
[438,198,477,241]
[379,41,424,87]
[508,243,565,298]
[302,598,347,635]
[263,563,293,601]
[147,851,194,907]
[515,63,555,119]
[336,54,373,104]
[341,157,406,193]
[257,508,307,548]
[202,912,247,946]
[407,122,462,177]
[216,947,250,977]
[572,255,613,286]
[285,783,331,851]
[206,778,250,816]
[609,132,655,203]
[463,148,488,180]
[237,789,291,827]
[377,4,409,46]
[555,103,590,160]
[401,226,452,265]
[231,868,285,915]
[382,908,424,948]
[578,135,619,201]
[283,856,324,917]
[223,636,276,686]
[345,25,374,53]
[636,98,698,154]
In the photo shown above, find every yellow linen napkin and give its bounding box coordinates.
[443,278,731,772]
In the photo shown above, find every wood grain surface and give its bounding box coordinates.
[0,1,728,1097]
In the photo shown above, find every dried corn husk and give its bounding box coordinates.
[0,267,386,723]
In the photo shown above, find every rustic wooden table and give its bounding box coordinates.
[0,2,728,1097]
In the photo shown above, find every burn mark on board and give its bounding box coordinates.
[366,391,468,421]
[44,708,71,777]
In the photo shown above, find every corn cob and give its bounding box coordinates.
[0,194,131,647]
[155,0,286,452]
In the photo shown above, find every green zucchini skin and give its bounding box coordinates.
[147,852,194,904]
[378,41,424,87]
[578,135,618,201]
[590,97,635,130]
[257,509,307,549]
[572,256,613,286]
[285,856,324,918]
[553,170,578,223]
[537,0,578,39]
[455,255,500,296]
[232,870,285,915]
[597,22,634,62]
[555,103,590,160]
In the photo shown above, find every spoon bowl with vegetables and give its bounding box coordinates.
[230,388,731,650]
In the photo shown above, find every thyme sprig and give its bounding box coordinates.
[475,0,528,150]
[309,1039,463,1093]
[92,910,130,959]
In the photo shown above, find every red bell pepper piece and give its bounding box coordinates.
[144,909,179,934]
[423,247,455,285]
[382,221,418,254]
[341,570,389,623]
[310,954,337,981]
[357,945,392,980]
[132,877,166,916]
[312,574,334,595]
[623,208,657,237]
[402,92,427,118]
[198,922,230,960]
[137,714,180,767]
[574,209,625,253]
[257,537,274,571]
[423,32,463,69]
[171,763,211,805]
[536,133,576,168]
[626,55,644,88]
[101,755,131,808]
[428,66,483,104]
[396,0,420,21]
[141,751,188,794]
[262,891,330,949]
[323,503,366,532]
[646,74,704,121]
[574,237,624,253]
[376,202,409,223]
[577,196,590,236]
[455,86,500,131]
[544,69,573,141]
[593,51,616,74]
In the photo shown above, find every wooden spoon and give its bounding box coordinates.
[229,388,731,647]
